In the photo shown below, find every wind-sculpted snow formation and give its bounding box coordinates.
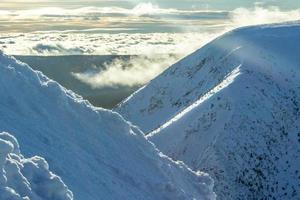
[0,132,73,200]
[116,22,300,199]
[0,52,215,200]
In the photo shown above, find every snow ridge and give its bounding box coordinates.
[0,51,215,200]
[149,65,241,137]
[116,22,300,199]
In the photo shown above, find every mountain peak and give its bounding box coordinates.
[116,22,300,199]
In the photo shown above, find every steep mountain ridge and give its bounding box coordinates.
[116,22,300,133]
[0,52,215,200]
[116,22,300,199]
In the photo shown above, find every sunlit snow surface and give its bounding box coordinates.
[116,22,300,199]
[0,52,215,199]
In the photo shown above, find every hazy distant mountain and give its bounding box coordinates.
[116,22,300,199]
[0,52,215,200]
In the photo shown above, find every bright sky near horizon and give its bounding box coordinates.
[1,0,299,10]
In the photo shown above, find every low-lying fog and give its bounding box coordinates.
[16,55,178,108]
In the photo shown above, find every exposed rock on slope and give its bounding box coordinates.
[116,23,300,199]
[0,52,215,200]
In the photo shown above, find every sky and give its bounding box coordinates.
[0,0,299,33]
[1,0,299,10]
[0,0,299,88]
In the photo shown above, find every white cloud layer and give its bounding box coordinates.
[1,5,300,88]
[0,3,225,18]
[0,32,214,56]
[72,54,180,87]
[0,3,228,33]
[1,5,299,55]
[230,6,300,26]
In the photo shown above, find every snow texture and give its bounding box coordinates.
[0,51,215,200]
[0,132,73,200]
[116,22,300,199]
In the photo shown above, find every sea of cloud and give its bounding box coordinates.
[2,4,299,56]
[0,32,214,56]
[0,3,299,88]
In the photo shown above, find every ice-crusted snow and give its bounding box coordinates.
[0,132,73,200]
[0,51,215,200]
[116,22,300,199]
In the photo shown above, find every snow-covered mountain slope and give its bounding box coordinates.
[116,22,300,199]
[0,52,215,200]
[0,132,73,200]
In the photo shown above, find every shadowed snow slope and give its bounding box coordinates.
[116,22,300,199]
[0,52,215,200]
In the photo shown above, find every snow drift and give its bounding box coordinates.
[116,22,300,199]
[0,132,73,200]
[0,51,215,200]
